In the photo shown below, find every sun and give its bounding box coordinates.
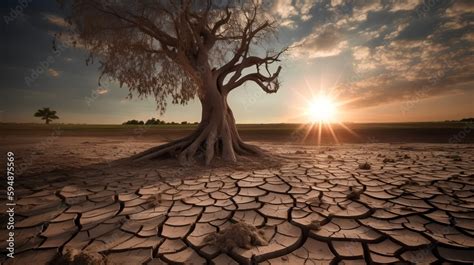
[306,95,337,123]
[288,78,358,145]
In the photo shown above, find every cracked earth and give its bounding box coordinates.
[1,142,473,264]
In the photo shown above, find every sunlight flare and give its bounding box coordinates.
[307,95,337,123]
[287,78,359,145]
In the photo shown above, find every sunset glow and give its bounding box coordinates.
[288,80,360,145]
[307,95,337,123]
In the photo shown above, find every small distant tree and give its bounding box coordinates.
[145,118,162,125]
[34,107,59,124]
[181,121,188,125]
[146,118,157,125]
[123,119,141,125]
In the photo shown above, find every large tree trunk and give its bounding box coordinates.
[134,74,263,165]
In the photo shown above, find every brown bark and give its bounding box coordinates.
[134,71,263,165]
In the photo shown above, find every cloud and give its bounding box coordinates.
[43,13,69,27]
[295,0,474,109]
[96,87,109,95]
[389,0,421,12]
[352,0,383,21]
[331,0,343,7]
[48,30,84,50]
[295,0,317,21]
[395,16,440,40]
[291,24,348,58]
[346,34,473,108]
[271,0,298,19]
[271,0,316,28]
[47,68,60,77]
[445,0,474,17]
[342,74,474,110]
[280,18,297,29]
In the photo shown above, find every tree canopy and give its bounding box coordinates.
[61,0,285,113]
[34,107,59,124]
[60,0,287,164]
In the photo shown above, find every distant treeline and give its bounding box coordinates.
[122,118,198,125]
[445,118,474,122]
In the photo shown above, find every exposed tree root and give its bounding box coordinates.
[132,91,268,166]
[132,122,266,166]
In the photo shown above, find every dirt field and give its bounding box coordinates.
[0,123,473,264]
[1,122,473,176]
[2,122,474,143]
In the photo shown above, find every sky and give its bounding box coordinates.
[0,0,473,124]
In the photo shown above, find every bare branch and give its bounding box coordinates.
[225,65,282,93]
[212,6,231,35]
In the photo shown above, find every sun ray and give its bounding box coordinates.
[337,121,359,137]
[287,77,364,146]
[326,122,339,144]
[303,123,314,144]
[317,121,322,146]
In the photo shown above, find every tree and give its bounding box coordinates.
[123,119,140,125]
[64,0,285,165]
[34,107,59,124]
[145,118,157,125]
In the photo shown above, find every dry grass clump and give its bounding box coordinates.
[383,158,395,163]
[358,162,371,170]
[146,193,162,207]
[306,196,323,206]
[49,248,107,265]
[204,222,268,252]
[346,187,363,200]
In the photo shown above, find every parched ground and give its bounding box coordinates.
[1,137,474,264]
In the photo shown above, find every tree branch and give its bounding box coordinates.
[212,6,231,35]
[85,1,178,48]
[221,47,286,92]
[224,65,282,93]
